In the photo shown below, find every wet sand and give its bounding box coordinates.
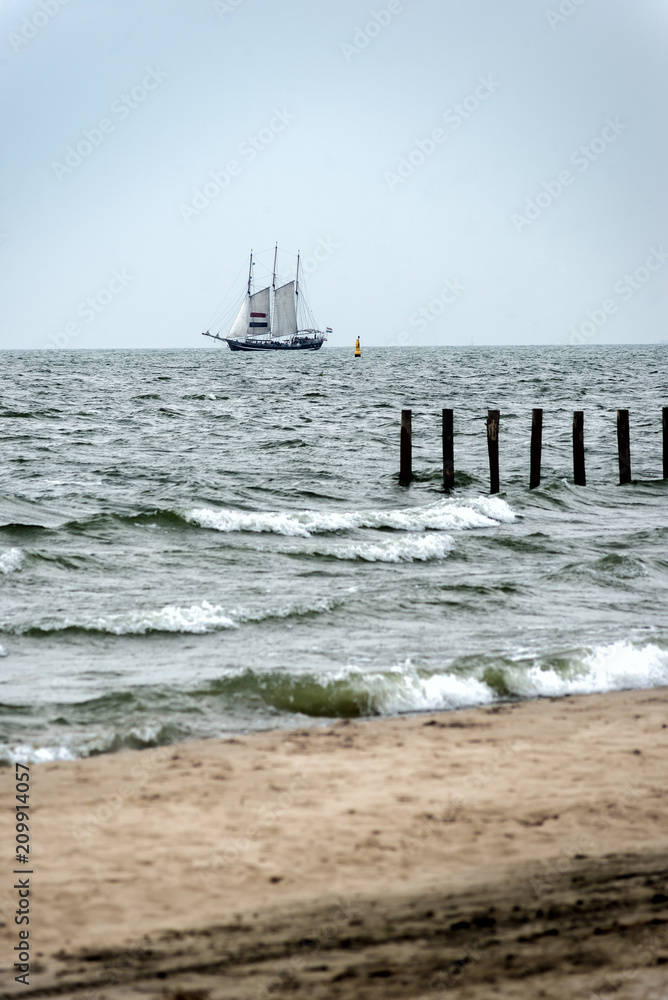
[1,687,667,998]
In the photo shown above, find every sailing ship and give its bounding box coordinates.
[202,246,328,352]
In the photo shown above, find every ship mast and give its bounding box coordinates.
[247,250,253,295]
[271,242,278,337]
[295,251,300,330]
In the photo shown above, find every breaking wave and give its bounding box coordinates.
[3,640,667,760]
[0,725,183,765]
[201,664,495,718]
[0,548,23,574]
[506,640,668,698]
[184,496,516,537]
[310,533,454,562]
[13,601,237,637]
[204,641,668,717]
[6,596,342,637]
[0,742,78,765]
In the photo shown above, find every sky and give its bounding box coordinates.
[1,0,667,349]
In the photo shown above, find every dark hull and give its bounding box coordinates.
[227,337,325,352]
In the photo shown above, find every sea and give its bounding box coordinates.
[1,345,667,763]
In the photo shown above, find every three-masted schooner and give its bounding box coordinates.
[202,247,328,352]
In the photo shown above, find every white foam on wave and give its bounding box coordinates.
[313,533,454,563]
[186,496,516,538]
[79,600,237,635]
[0,548,23,574]
[187,506,357,537]
[12,596,342,636]
[310,639,668,716]
[324,640,668,717]
[370,667,495,713]
[466,496,517,524]
[0,742,77,765]
[236,595,337,622]
[312,663,494,714]
[509,641,668,698]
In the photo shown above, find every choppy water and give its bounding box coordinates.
[1,346,668,761]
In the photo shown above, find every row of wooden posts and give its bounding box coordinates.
[399,407,668,491]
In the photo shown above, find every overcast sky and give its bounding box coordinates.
[1,0,667,349]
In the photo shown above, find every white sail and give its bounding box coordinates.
[229,295,250,338]
[248,287,270,336]
[272,281,297,338]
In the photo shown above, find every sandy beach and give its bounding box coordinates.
[1,687,667,999]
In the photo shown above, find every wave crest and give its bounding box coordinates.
[203,665,494,718]
[508,640,668,698]
[311,533,454,562]
[13,601,237,637]
[0,548,23,574]
[185,496,516,538]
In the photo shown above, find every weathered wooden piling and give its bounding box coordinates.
[400,409,412,485]
[442,408,454,490]
[617,409,631,485]
[573,411,586,486]
[487,409,500,494]
[529,408,543,489]
[393,407,663,491]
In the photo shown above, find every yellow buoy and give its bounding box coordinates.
[354,337,361,357]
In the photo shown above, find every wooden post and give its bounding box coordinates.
[442,408,454,490]
[663,407,668,480]
[487,409,500,494]
[617,409,631,485]
[573,411,586,486]
[400,409,412,485]
[529,408,543,489]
